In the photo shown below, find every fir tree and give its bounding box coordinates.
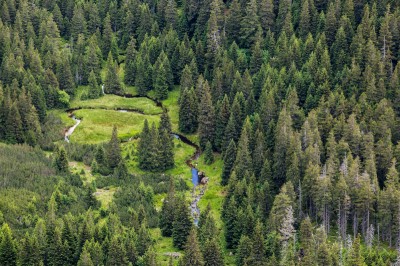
[179,88,198,133]
[154,63,169,100]
[55,146,69,173]
[203,238,224,266]
[158,126,174,171]
[104,53,122,94]
[180,228,204,266]
[240,0,261,48]
[0,223,17,266]
[138,120,153,170]
[106,126,122,169]
[77,247,94,266]
[203,141,214,165]
[124,38,137,86]
[198,82,215,150]
[172,196,192,249]
[159,177,176,237]
[88,70,101,99]
[221,139,237,185]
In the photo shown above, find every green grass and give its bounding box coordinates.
[70,95,163,115]
[69,109,159,143]
[69,161,95,184]
[95,187,117,208]
[150,228,181,266]
[48,109,75,128]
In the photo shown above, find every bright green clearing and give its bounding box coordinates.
[71,94,163,115]
[95,187,117,208]
[69,109,159,143]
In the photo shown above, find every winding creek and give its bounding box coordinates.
[64,92,205,225]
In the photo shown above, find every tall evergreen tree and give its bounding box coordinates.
[180,228,204,266]
[55,146,69,173]
[198,82,215,150]
[104,53,123,94]
[0,223,17,266]
[106,126,122,169]
[172,196,192,249]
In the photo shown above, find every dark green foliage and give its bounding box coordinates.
[87,71,101,99]
[172,195,192,249]
[137,119,174,172]
[203,237,224,266]
[3,1,400,265]
[0,223,17,266]
[180,228,204,266]
[154,63,169,100]
[55,146,69,173]
[203,141,214,165]
[159,177,176,236]
[179,88,198,133]
[221,139,237,185]
[197,81,215,150]
[104,53,123,94]
[124,38,137,86]
[105,126,121,169]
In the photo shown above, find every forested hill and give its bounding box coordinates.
[1,0,400,265]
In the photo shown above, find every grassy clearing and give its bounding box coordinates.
[95,187,117,208]
[68,161,95,184]
[150,228,181,266]
[69,109,159,143]
[70,95,163,115]
[48,109,75,128]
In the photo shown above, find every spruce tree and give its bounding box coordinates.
[154,63,168,100]
[221,139,237,185]
[240,0,261,48]
[180,228,204,266]
[203,141,214,165]
[158,126,174,171]
[138,120,153,170]
[106,236,128,266]
[172,195,192,249]
[179,88,198,133]
[104,53,122,94]
[106,126,122,169]
[55,146,69,173]
[160,111,172,134]
[88,70,101,99]
[198,82,215,150]
[124,38,137,86]
[160,177,176,237]
[0,223,17,266]
[77,247,94,266]
[203,238,224,266]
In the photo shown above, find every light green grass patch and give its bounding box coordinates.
[150,228,181,266]
[68,161,94,184]
[71,95,163,115]
[95,187,116,208]
[69,109,159,143]
[49,110,75,128]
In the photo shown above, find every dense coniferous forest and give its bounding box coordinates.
[2,0,400,265]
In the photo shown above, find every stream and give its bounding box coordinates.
[64,92,205,225]
[64,115,81,143]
